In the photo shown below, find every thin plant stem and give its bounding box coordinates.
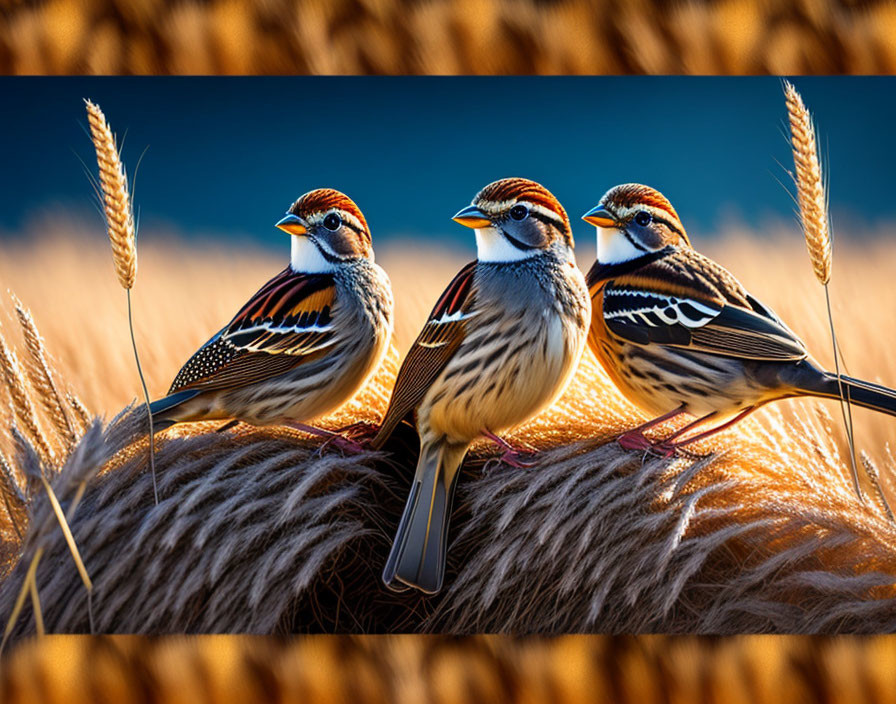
[128,289,158,505]
[825,284,861,501]
[29,573,44,637]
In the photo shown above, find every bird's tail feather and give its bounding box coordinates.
[797,369,896,417]
[147,389,201,432]
[382,440,468,595]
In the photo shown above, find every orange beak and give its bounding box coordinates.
[452,204,491,229]
[582,205,617,228]
[275,213,307,236]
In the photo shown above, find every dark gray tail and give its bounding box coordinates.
[795,364,896,417]
[382,440,468,595]
[147,389,200,433]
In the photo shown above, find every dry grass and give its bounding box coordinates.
[1,219,896,635]
[2,0,896,74]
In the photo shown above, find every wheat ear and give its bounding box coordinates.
[861,450,894,522]
[65,393,93,433]
[783,80,860,502]
[0,329,55,466]
[11,294,77,448]
[84,99,158,505]
[783,82,832,284]
[84,100,136,290]
[0,449,26,542]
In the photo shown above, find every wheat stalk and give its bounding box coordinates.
[784,80,861,502]
[84,98,158,505]
[11,293,77,448]
[0,328,55,466]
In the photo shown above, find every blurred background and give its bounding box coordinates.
[1,0,895,74]
[2,76,896,255]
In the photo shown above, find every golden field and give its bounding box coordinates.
[3,217,896,638]
[1,217,895,461]
[2,0,896,75]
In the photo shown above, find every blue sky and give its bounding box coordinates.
[1,77,894,250]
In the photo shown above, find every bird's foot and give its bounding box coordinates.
[337,421,378,444]
[647,441,705,461]
[482,429,537,470]
[319,433,367,456]
[286,422,368,456]
[495,448,537,469]
[616,430,653,452]
[319,421,379,456]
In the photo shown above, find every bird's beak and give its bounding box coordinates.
[275,213,307,236]
[582,205,617,228]
[452,204,491,229]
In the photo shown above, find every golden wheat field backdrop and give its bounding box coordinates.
[2,222,895,456]
[3,212,896,635]
[2,0,896,75]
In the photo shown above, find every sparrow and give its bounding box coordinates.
[582,183,896,456]
[371,177,591,594]
[149,188,394,445]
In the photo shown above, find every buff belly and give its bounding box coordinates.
[421,309,585,444]
[594,334,782,419]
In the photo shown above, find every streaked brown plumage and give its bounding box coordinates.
[149,189,393,437]
[583,183,896,455]
[372,177,590,594]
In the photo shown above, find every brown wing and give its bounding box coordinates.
[168,268,338,394]
[602,249,807,362]
[370,261,478,449]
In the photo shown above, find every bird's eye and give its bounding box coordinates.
[634,210,652,226]
[323,213,342,231]
[509,204,529,221]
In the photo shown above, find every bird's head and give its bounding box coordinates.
[452,177,574,263]
[583,184,690,265]
[276,189,373,273]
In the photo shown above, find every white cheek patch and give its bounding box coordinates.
[290,236,336,273]
[475,227,536,263]
[596,226,644,265]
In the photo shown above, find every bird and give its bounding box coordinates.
[582,183,896,457]
[371,177,591,594]
[148,188,394,448]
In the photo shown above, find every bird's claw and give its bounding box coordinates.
[646,442,705,460]
[316,432,367,456]
[616,430,653,451]
[484,448,537,471]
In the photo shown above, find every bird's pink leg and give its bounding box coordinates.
[617,406,687,451]
[482,429,537,469]
[287,422,366,455]
[651,406,756,458]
